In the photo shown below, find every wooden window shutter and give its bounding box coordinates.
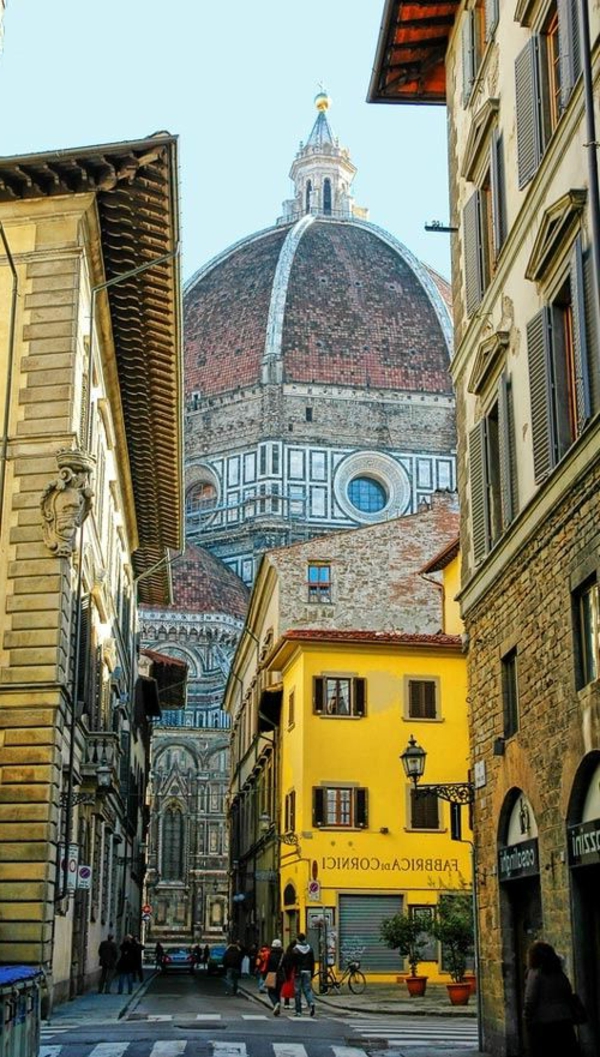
[462,10,476,106]
[409,680,436,719]
[583,248,600,416]
[313,788,325,827]
[469,420,489,564]
[485,0,499,40]
[411,789,439,829]
[515,38,542,188]
[355,788,368,828]
[527,308,555,483]
[570,235,592,432]
[464,190,483,317]
[313,677,324,713]
[557,0,582,110]
[289,790,296,833]
[498,371,518,528]
[490,130,507,256]
[353,678,366,716]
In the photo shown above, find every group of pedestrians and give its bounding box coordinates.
[97,933,144,995]
[229,933,315,1017]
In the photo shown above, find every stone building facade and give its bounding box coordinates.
[142,94,458,948]
[0,136,183,1006]
[370,4,600,1054]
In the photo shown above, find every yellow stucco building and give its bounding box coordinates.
[224,496,472,981]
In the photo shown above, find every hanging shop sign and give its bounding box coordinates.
[567,818,600,868]
[498,838,539,883]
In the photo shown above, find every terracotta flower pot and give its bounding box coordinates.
[446,981,471,1005]
[405,975,428,997]
[463,972,477,995]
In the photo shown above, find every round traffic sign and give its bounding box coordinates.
[142,904,152,914]
[141,913,151,922]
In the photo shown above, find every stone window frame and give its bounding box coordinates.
[403,675,443,722]
[570,549,600,692]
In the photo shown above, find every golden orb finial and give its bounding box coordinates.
[314,88,330,112]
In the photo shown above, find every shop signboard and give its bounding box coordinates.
[498,837,539,882]
[567,817,600,867]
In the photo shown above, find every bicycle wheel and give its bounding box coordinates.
[348,969,366,994]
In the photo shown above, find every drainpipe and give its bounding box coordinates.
[0,222,19,534]
[579,0,600,333]
[57,245,180,903]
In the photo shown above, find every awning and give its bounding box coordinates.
[140,648,188,710]
[368,0,459,104]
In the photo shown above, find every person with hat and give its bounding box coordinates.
[264,938,285,1015]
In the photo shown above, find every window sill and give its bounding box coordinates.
[314,713,364,720]
[403,827,448,835]
[314,826,367,832]
[403,716,444,723]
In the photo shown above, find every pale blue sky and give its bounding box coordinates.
[0,1,451,281]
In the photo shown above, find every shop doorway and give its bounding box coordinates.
[571,864,600,1056]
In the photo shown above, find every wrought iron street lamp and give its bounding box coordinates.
[400,735,475,804]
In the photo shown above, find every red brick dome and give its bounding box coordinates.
[165,544,249,618]
[184,217,452,399]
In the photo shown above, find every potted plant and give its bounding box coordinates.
[380,912,429,996]
[429,892,474,1005]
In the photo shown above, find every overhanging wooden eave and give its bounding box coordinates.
[368,0,460,105]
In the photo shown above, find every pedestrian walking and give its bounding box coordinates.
[223,938,244,995]
[291,932,316,1017]
[263,939,284,1015]
[116,934,137,995]
[132,936,144,983]
[524,941,583,1057]
[97,933,118,994]
[280,941,295,1008]
[155,941,165,971]
[255,943,270,993]
[202,943,210,968]
[192,943,202,972]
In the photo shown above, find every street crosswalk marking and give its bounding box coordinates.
[210,1044,247,1056]
[196,1013,222,1019]
[148,1043,186,1056]
[332,1050,372,1057]
[349,1016,478,1048]
[272,1045,308,1056]
[241,1014,268,1020]
[88,1046,129,1057]
[148,1015,173,1021]
[40,1048,62,1057]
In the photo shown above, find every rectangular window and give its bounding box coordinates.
[313,677,366,717]
[574,577,600,688]
[469,372,518,564]
[313,786,368,829]
[284,790,296,834]
[527,239,598,485]
[288,689,295,728]
[259,445,267,476]
[307,562,331,603]
[272,445,280,475]
[515,2,581,187]
[410,788,440,830]
[407,679,438,720]
[502,647,519,738]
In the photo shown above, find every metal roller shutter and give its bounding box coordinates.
[338,894,403,972]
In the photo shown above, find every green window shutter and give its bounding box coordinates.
[462,10,476,106]
[485,0,499,40]
[571,235,592,431]
[353,678,366,717]
[313,677,324,713]
[527,308,555,483]
[313,788,325,827]
[498,371,518,527]
[490,130,507,256]
[515,38,542,188]
[469,420,489,564]
[464,190,483,317]
[583,248,600,416]
[355,788,368,828]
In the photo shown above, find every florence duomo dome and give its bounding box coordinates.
[141,95,456,947]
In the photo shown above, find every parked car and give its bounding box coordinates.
[161,947,195,973]
[206,944,227,975]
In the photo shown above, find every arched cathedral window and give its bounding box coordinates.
[305,180,312,214]
[161,807,184,880]
[186,481,217,518]
[323,178,332,215]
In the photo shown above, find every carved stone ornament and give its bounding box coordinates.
[40,448,95,557]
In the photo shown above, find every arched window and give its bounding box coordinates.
[161,807,184,880]
[323,178,332,215]
[305,180,312,214]
[186,481,217,518]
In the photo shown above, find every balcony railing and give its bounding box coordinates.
[81,732,120,791]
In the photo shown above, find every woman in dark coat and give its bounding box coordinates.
[524,941,580,1057]
[265,939,284,1015]
[116,934,138,995]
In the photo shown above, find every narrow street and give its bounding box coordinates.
[40,972,482,1057]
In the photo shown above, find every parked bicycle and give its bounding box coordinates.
[318,959,366,994]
